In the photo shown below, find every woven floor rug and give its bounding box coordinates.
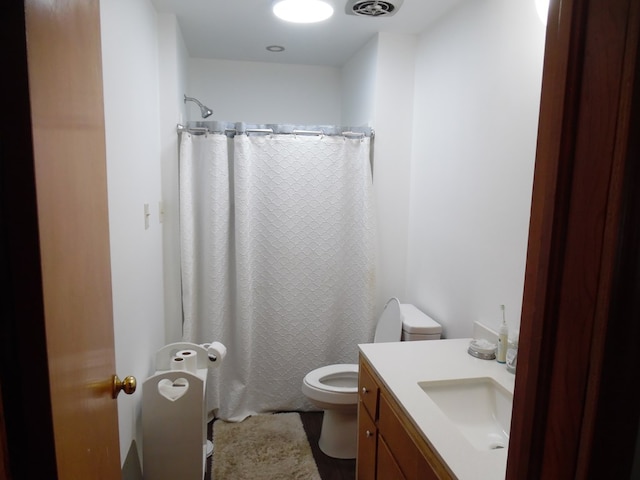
[212,412,321,480]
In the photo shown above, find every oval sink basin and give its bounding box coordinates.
[418,377,512,451]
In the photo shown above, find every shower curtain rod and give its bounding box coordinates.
[176,122,374,138]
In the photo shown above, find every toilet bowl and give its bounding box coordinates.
[302,298,441,459]
[301,364,359,458]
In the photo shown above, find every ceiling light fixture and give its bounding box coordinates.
[272,0,334,23]
[266,45,285,52]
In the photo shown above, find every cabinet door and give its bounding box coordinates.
[379,391,439,480]
[377,436,406,479]
[357,406,378,479]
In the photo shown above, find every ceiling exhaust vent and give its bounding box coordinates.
[345,0,404,17]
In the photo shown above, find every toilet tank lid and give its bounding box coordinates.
[400,303,442,334]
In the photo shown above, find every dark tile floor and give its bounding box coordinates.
[205,411,356,480]
[300,411,356,480]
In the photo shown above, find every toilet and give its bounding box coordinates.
[301,298,442,459]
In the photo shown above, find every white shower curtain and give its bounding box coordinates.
[179,131,376,421]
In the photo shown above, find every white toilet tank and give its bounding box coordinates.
[399,303,442,341]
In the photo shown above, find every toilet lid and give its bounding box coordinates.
[374,297,403,343]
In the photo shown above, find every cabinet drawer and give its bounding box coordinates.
[356,405,377,479]
[358,359,380,419]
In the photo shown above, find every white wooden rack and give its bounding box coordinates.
[142,342,210,480]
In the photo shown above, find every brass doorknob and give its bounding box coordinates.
[112,375,137,398]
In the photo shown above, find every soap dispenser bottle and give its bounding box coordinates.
[506,334,518,373]
[496,305,508,363]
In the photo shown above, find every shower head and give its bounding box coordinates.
[184,94,213,118]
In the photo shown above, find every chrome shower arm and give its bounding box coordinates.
[184,94,213,118]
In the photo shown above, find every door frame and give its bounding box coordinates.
[507,0,640,477]
[0,1,57,478]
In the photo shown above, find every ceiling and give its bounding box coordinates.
[150,0,465,66]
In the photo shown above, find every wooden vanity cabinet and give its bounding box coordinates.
[357,359,379,479]
[356,355,454,480]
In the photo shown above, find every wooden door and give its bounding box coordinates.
[507,0,640,477]
[4,0,122,477]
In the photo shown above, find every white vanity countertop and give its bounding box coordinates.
[358,338,515,480]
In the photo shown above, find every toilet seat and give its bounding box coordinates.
[304,364,359,392]
[302,364,358,405]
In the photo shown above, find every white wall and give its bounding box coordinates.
[187,58,342,124]
[158,14,189,344]
[340,32,419,315]
[406,0,546,338]
[341,36,378,127]
[100,0,166,466]
[371,33,418,314]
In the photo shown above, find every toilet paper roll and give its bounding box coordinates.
[207,342,227,367]
[170,356,187,371]
[175,349,198,373]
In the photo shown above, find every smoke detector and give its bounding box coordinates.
[345,0,404,17]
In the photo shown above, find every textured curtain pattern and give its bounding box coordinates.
[179,133,231,413]
[180,132,376,421]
